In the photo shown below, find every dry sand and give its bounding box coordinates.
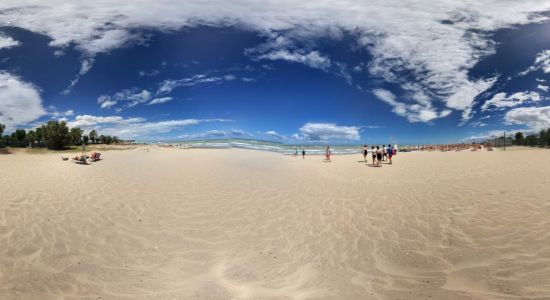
[1,146,550,299]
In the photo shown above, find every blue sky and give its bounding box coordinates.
[1,1,550,144]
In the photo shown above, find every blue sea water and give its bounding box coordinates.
[161,139,379,155]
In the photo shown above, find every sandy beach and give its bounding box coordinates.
[1,147,550,299]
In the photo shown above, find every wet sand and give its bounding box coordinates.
[1,147,549,299]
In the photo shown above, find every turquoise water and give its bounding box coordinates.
[163,139,400,155]
[165,139,359,155]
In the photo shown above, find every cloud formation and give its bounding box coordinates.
[98,89,153,110]
[298,122,360,141]
[373,88,451,122]
[178,129,251,140]
[67,115,233,138]
[0,33,20,50]
[1,0,549,124]
[0,72,46,130]
[481,91,542,111]
[156,74,224,95]
[520,50,550,76]
[147,97,173,105]
[505,106,550,130]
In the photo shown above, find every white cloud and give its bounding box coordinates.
[372,88,450,122]
[481,91,542,111]
[537,84,549,92]
[519,50,550,76]
[242,77,256,82]
[264,130,284,139]
[505,106,550,130]
[0,33,20,50]
[223,74,236,81]
[1,0,547,123]
[157,74,223,95]
[99,99,117,109]
[67,115,146,128]
[256,49,332,70]
[298,122,359,141]
[49,107,75,118]
[66,115,233,138]
[147,97,173,105]
[97,88,153,110]
[61,58,95,94]
[178,129,250,140]
[0,72,46,130]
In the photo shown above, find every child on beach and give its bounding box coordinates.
[325,146,331,162]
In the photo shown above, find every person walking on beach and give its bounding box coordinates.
[363,144,369,163]
[371,146,376,166]
[325,145,331,162]
[387,144,393,165]
[302,149,305,159]
[376,146,382,166]
[382,145,387,161]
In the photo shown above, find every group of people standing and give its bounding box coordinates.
[363,144,397,166]
[293,144,397,167]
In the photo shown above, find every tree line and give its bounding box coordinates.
[0,120,120,150]
[514,129,550,147]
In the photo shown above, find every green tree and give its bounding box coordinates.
[525,134,538,147]
[27,130,37,147]
[0,124,5,147]
[35,127,44,146]
[82,135,89,145]
[99,135,106,144]
[70,127,84,145]
[41,120,70,150]
[14,129,27,147]
[514,132,524,146]
[89,130,97,144]
[540,129,548,147]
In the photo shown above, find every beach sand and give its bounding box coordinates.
[1,147,549,299]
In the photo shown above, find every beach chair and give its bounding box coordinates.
[90,152,101,162]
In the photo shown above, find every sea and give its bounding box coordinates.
[160,139,381,155]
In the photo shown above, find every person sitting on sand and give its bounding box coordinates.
[363,144,368,163]
[325,145,331,162]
